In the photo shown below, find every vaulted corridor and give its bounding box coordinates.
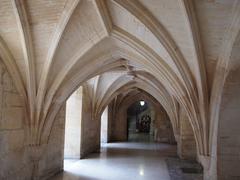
[0,0,240,179]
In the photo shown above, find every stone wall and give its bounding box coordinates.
[0,60,32,179]
[0,59,66,180]
[37,105,66,179]
[217,66,240,180]
[101,107,108,143]
[177,107,197,160]
[80,86,100,158]
[64,87,82,158]
[154,108,175,144]
[109,103,128,141]
[107,102,113,142]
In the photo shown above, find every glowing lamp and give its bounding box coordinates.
[140,100,145,106]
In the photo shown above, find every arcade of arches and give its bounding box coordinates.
[0,0,239,180]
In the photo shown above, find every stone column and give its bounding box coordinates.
[154,109,175,144]
[64,87,82,159]
[198,155,211,180]
[26,145,47,180]
[80,86,100,158]
[177,107,197,160]
[101,107,108,143]
[111,105,128,141]
[30,105,66,180]
[107,101,113,142]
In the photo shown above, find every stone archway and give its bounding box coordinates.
[108,89,176,144]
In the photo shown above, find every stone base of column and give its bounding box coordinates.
[197,155,216,180]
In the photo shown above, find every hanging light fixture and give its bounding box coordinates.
[140,100,145,106]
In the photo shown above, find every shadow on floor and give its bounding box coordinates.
[166,157,203,180]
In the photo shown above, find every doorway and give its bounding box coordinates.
[127,100,154,142]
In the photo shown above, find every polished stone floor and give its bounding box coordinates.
[52,142,176,180]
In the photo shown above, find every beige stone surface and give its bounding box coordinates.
[177,107,197,160]
[64,87,82,158]
[80,84,101,158]
[101,107,108,143]
[0,0,239,179]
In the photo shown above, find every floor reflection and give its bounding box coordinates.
[52,142,176,180]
